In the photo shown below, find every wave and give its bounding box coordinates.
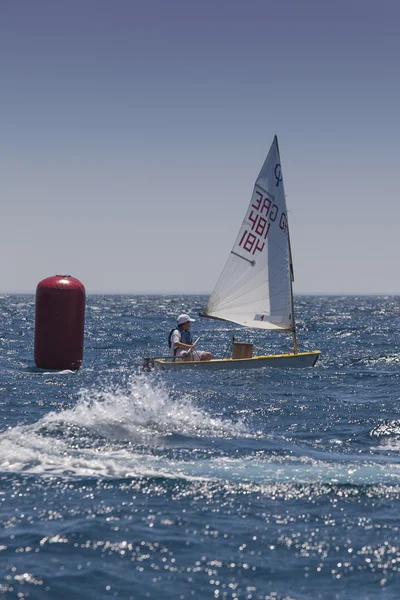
[0,374,246,479]
[1,375,400,488]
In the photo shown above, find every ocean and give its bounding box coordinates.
[1,294,400,599]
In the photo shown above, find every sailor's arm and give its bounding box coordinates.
[175,341,195,349]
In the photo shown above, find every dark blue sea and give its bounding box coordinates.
[1,294,400,599]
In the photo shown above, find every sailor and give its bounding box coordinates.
[168,314,212,362]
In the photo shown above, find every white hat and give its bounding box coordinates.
[177,313,195,325]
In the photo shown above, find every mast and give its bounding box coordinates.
[275,135,297,354]
[288,233,298,354]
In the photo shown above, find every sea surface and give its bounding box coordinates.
[1,294,400,599]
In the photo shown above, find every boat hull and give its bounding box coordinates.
[153,351,320,371]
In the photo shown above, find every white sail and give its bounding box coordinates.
[204,136,293,330]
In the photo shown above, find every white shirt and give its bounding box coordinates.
[170,329,183,357]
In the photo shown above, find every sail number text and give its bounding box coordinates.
[239,189,288,255]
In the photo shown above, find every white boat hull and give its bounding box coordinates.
[152,351,320,371]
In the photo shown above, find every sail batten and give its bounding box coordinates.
[203,136,293,331]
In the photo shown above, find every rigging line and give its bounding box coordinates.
[265,243,287,265]
[240,286,290,303]
[222,329,236,358]
[267,237,291,257]
[264,264,291,282]
[214,281,290,307]
[207,260,243,297]
[209,305,290,323]
[211,292,269,313]
[209,249,291,310]
[210,270,265,308]
[212,301,289,316]
[254,182,271,195]
[212,262,243,292]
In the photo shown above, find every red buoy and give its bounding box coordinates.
[34,275,86,370]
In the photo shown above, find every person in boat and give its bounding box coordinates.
[168,314,212,362]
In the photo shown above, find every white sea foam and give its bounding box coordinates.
[0,375,245,479]
[1,375,399,486]
[196,455,400,486]
[47,374,245,440]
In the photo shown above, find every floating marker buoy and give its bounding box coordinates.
[34,275,86,370]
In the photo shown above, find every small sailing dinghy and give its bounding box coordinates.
[150,136,320,371]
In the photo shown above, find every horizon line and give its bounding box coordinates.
[1,291,400,297]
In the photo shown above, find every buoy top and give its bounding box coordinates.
[36,275,85,292]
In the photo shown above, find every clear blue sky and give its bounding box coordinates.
[2,0,399,294]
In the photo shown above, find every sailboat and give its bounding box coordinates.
[151,136,320,371]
